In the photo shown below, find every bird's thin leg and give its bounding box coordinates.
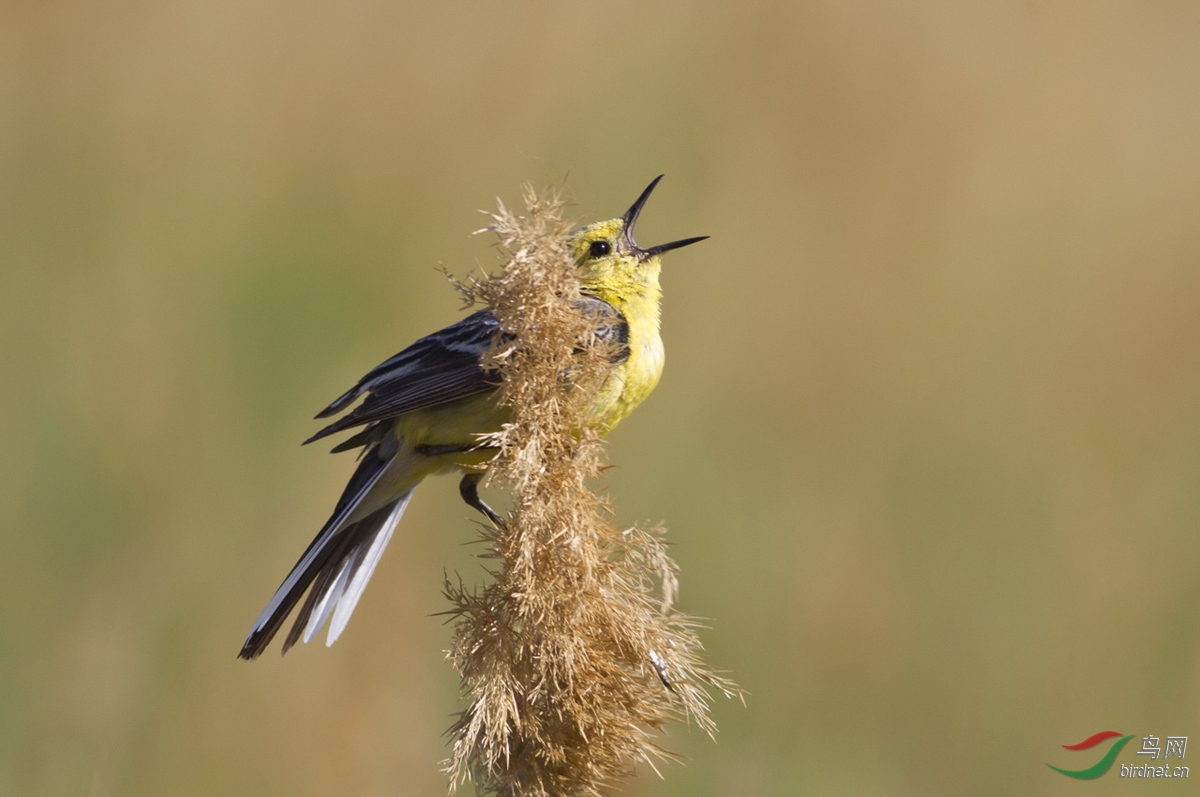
[459,472,506,528]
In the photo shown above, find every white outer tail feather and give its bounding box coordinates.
[303,559,351,644]
[245,454,394,642]
[325,490,412,646]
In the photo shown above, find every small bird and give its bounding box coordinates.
[238,176,706,659]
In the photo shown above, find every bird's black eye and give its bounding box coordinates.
[588,240,611,258]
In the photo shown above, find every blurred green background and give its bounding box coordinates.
[4,1,1199,795]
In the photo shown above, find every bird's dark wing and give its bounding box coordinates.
[579,294,630,363]
[304,310,507,445]
[305,298,627,446]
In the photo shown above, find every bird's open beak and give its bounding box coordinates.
[622,175,709,259]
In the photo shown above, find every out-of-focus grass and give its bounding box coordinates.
[3,2,1199,795]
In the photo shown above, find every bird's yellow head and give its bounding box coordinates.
[569,176,707,305]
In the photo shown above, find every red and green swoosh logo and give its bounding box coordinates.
[1048,731,1135,779]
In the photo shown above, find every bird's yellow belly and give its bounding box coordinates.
[595,334,664,432]
[390,392,507,473]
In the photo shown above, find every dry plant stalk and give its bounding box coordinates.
[442,185,738,796]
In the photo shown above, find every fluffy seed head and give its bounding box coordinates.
[442,184,738,797]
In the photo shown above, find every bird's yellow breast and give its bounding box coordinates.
[588,279,665,432]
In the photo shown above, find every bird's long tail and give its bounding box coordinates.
[238,446,414,659]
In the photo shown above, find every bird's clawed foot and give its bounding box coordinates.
[459,472,506,529]
[649,649,675,692]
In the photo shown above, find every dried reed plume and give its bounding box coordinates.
[442,185,739,796]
